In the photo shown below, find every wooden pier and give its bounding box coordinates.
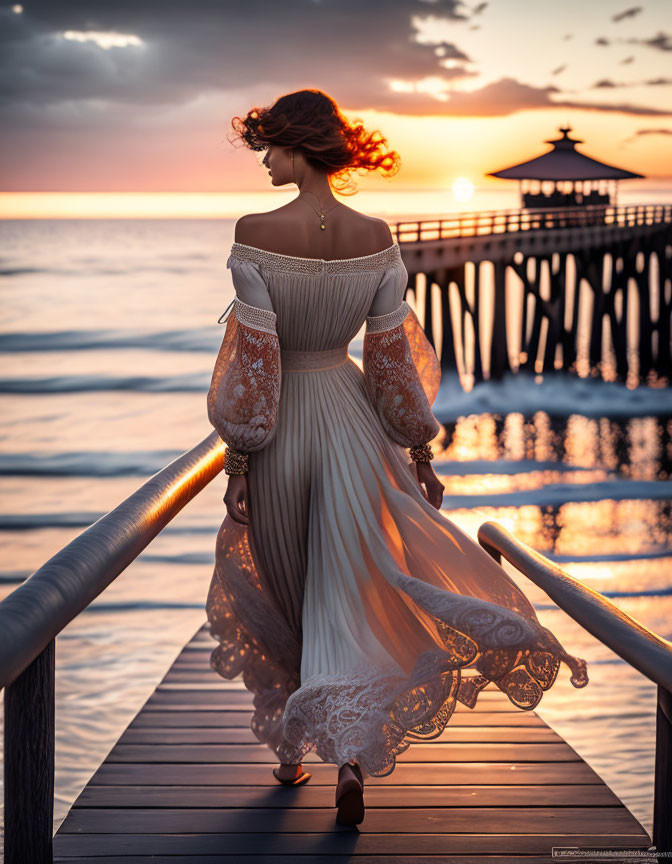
[390,203,672,385]
[3,422,670,863]
[51,621,653,862]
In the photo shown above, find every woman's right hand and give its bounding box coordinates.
[224,473,249,525]
[413,460,445,510]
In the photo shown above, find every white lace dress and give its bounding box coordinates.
[205,240,589,779]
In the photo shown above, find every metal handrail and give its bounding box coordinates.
[1,429,227,863]
[477,520,672,851]
[477,521,672,692]
[390,203,672,244]
[0,430,226,689]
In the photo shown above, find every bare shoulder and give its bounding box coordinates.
[234,213,266,245]
[371,216,394,249]
[234,204,296,245]
[337,206,394,248]
[234,206,393,255]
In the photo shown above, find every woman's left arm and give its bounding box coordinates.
[207,256,281,453]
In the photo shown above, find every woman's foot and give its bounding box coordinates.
[335,760,365,825]
[273,762,311,786]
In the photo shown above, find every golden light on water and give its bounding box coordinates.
[452,177,475,203]
[0,189,492,219]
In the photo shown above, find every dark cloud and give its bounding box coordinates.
[622,127,672,144]
[612,6,643,22]
[627,30,672,50]
[378,76,672,116]
[0,0,473,113]
[596,74,672,86]
[0,0,669,129]
[595,37,610,46]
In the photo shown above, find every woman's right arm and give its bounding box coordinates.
[207,252,282,524]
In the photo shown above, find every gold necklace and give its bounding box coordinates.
[298,192,341,230]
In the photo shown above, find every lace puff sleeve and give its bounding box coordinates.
[207,254,281,453]
[363,257,441,448]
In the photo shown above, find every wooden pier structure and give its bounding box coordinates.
[390,203,672,385]
[2,247,671,859]
[46,620,654,862]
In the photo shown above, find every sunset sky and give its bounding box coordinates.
[1,0,670,217]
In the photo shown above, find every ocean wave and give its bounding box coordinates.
[0,329,220,353]
[434,459,596,476]
[0,452,608,479]
[435,369,672,420]
[0,264,208,277]
[83,600,206,612]
[0,513,220,532]
[0,373,208,393]
[0,450,184,477]
[444,479,672,509]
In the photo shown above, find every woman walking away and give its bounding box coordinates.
[205,89,588,827]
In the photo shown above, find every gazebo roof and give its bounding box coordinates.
[487,126,644,181]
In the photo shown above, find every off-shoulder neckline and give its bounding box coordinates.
[231,241,400,263]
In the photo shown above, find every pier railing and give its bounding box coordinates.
[478,521,672,853]
[0,431,226,864]
[390,202,672,243]
[1,435,671,860]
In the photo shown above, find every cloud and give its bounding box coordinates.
[592,75,672,87]
[0,0,669,127]
[622,126,672,144]
[626,30,672,50]
[375,75,672,116]
[0,0,473,114]
[631,127,672,135]
[612,6,643,23]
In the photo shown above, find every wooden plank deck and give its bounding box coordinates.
[53,622,654,862]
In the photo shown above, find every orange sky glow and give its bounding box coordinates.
[1,0,670,218]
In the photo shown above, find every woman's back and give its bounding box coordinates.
[234,200,393,261]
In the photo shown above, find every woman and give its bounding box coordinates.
[205,89,588,827]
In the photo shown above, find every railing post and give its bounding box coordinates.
[653,684,672,852]
[4,639,55,864]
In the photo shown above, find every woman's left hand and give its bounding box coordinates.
[412,460,445,510]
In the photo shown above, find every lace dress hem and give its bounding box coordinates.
[272,574,588,778]
[207,531,588,780]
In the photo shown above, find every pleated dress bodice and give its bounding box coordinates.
[226,240,406,352]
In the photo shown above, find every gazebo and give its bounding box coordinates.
[487,125,644,209]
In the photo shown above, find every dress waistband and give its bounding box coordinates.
[281,345,349,372]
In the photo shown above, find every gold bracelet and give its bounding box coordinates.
[224,446,249,475]
[409,442,434,463]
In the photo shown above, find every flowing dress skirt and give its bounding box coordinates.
[206,352,588,778]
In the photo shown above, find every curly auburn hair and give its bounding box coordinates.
[229,89,401,195]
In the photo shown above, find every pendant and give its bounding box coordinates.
[320,223,326,230]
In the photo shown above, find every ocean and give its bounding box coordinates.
[0,209,670,845]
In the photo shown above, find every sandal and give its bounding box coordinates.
[335,761,365,825]
[272,763,311,786]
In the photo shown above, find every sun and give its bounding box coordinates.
[452,177,474,203]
